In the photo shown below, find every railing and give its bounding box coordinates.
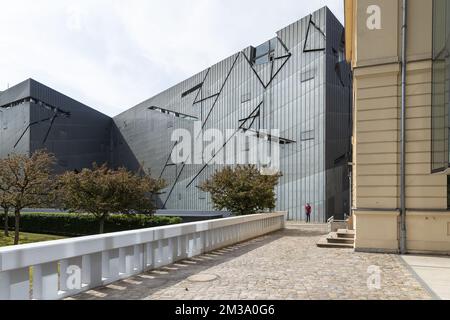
[0,212,286,300]
[327,216,348,233]
[327,216,334,233]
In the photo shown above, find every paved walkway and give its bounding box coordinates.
[70,225,432,300]
[401,255,450,300]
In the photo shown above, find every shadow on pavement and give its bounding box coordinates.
[70,229,296,300]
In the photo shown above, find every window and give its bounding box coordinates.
[252,38,278,65]
[332,45,345,63]
[148,106,198,121]
[181,83,203,98]
[431,0,450,172]
[338,42,346,63]
[303,15,326,52]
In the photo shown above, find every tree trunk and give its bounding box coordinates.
[14,209,20,245]
[3,208,9,237]
[99,215,105,234]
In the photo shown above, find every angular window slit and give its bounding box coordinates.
[181,83,203,98]
[148,106,198,121]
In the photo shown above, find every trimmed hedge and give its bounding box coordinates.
[0,213,182,237]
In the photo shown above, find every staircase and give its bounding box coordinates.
[317,229,355,249]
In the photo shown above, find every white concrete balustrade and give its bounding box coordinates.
[0,212,286,300]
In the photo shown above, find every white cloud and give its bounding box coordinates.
[0,0,344,117]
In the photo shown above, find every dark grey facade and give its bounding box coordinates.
[0,79,111,173]
[0,6,351,222]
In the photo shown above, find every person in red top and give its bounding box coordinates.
[305,203,312,223]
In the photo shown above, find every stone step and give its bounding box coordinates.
[287,223,328,228]
[336,229,355,239]
[327,233,355,244]
[316,238,354,249]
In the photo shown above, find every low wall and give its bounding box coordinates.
[354,210,450,254]
[406,211,450,254]
[0,212,286,300]
[353,210,400,253]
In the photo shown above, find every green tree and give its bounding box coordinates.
[200,165,282,216]
[0,158,13,236]
[59,164,166,234]
[0,150,56,244]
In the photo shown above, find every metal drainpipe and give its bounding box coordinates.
[348,168,352,218]
[400,0,408,254]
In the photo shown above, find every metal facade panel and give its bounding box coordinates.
[0,79,31,107]
[0,102,31,158]
[28,81,112,173]
[112,7,350,221]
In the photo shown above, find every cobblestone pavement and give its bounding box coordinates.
[70,226,432,300]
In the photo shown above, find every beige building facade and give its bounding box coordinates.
[345,0,450,254]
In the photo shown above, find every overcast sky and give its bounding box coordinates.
[0,0,344,116]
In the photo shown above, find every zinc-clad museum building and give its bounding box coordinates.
[0,7,351,222]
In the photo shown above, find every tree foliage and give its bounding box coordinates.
[59,164,166,233]
[0,150,55,244]
[200,165,282,216]
[0,213,181,237]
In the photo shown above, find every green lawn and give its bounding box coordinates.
[0,232,66,248]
